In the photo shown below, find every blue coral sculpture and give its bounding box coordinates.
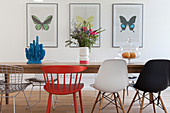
[25,36,45,64]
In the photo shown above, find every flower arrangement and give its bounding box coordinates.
[65,16,105,51]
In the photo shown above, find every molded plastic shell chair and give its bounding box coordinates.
[91,59,129,113]
[41,65,87,113]
[127,59,170,113]
[0,65,31,113]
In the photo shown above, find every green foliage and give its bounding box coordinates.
[76,16,94,29]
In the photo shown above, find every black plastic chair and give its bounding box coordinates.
[127,59,170,113]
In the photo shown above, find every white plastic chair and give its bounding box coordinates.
[112,57,138,104]
[91,59,129,113]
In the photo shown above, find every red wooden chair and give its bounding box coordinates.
[41,65,87,113]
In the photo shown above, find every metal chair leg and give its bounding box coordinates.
[28,84,34,102]
[26,84,41,109]
[13,96,15,113]
[39,83,41,100]
[52,95,57,110]
[0,94,2,112]
[27,83,57,110]
[22,91,32,113]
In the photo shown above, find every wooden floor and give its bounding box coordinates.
[0,90,170,113]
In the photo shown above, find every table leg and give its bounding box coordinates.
[5,74,9,104]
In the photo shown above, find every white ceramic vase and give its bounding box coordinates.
[79,47,89,64]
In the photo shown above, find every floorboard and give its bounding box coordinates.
[0,90,170,113]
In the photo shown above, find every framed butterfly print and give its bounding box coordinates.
[26,3,58,48]
[69,3,101,47]
[112,4,143,48]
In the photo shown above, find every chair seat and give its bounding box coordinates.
[90,84,125,93]
[44,83,84,95]
[25,78,45,83]
[0,83,31,94]
[25,78,57,83]
[128,76,137,79]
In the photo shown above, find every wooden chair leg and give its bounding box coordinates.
[151,93,156,113]
[113,93,119,113]
[127,86,129,96]
[117,93,125,113]
[132,81,135,84]
[127,91,138,113]
[91,91,101,113]
[73,93,78,113]
[98,93,105,113]
[46,93,52,113]
[123,89,125,104]
[140,92,145,113]
[149,93,152,104]
[111,93,114,98]
[159,95,167,113]
[79,91,83,113]
[136,89,141,102]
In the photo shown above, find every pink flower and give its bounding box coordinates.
[80,26,87,32]
[94,32,98,35]
[81,26,87,32]
[90,29,98,35]
[90,29,94,35]
[83,26,87,30]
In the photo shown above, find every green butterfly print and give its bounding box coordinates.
[32,15,53,31]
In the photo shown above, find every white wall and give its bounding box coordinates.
[0,0,170,90]
[0,0,170,63]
